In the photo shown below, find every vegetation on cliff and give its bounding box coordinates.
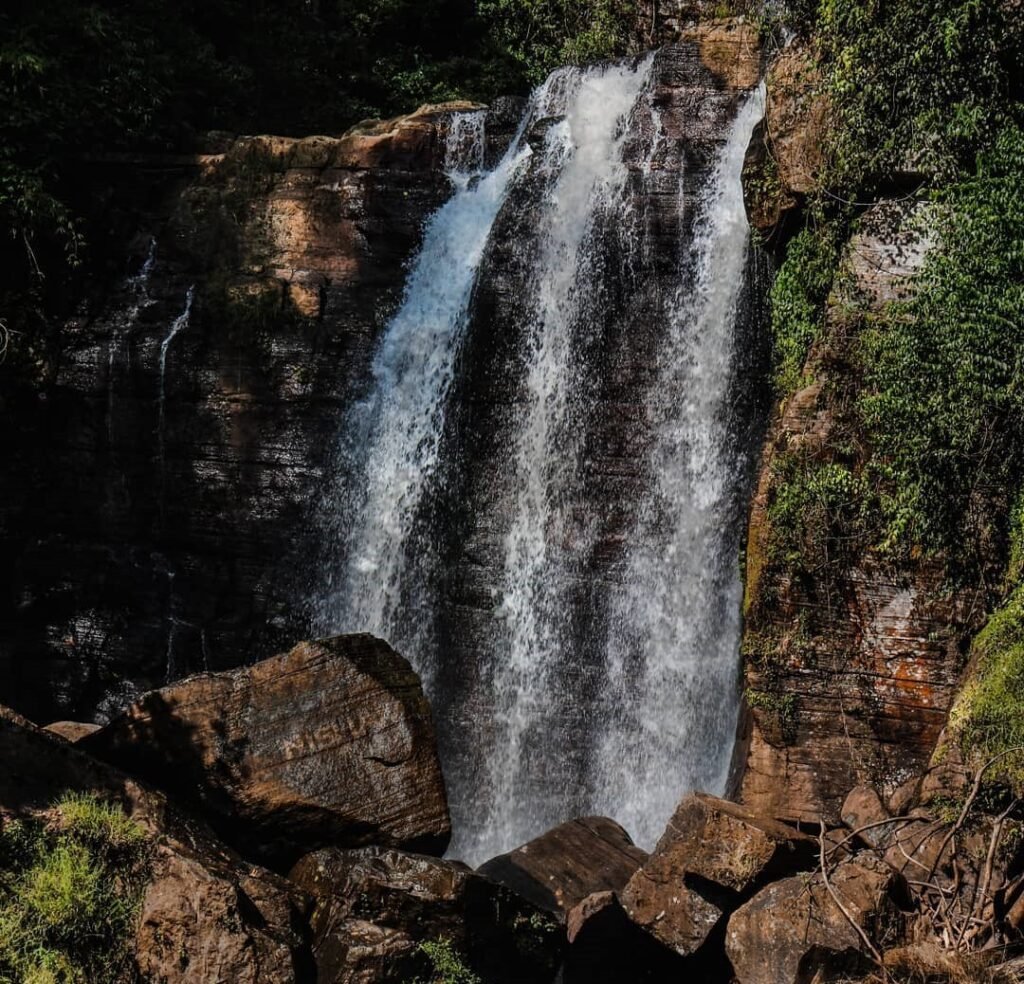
[0,794,149,983]
[861,126,1024,562]
[949,585,1024,790]
[748,0,1024,784]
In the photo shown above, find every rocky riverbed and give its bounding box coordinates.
[4,635,1023,983]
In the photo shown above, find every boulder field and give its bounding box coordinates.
[2,633,1021,982]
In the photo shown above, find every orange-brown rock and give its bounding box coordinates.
[620,793,817,957]
[43,720,100,742]
[725,855,911,984]
[738,201,975,826]
[476,816,647,919]
[81,635,451,867]
[685,18,762,89]
[880,817,953,883]
[289,845,563,984]
[0,707,309,983]
[743,43,827,234]
[841,785,893,848]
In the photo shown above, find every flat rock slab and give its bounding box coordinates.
[290,845,563,983]
[82,634,451,867]
[621,793,818,956]
[477,816,648,918]
[43,720,101,742]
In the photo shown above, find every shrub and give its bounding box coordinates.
[859,126,1024,561]
[768,223,840,396]
[767,457,871,575]
[815,0,1024,191]
[478,0,635,85]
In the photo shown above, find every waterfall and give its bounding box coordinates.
[318,53,765,864]
[485,56,655,853]
[315,71,598,671]
[593,86,767,847]
[314,104,527,661]
[108,238,157,444]
[157,285,195,520]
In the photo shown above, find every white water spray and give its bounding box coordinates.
[485,56,656,854]
[157,286,195,505]
[108,238,157,443]
[594,85,767,846]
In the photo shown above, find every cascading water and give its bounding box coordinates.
[486,57,655,853]
[593,86,767,847]
[317,51,766,864]
[107,238,157,444]
[157,285,195,496]
[315,104,529,664]
[314,69,604,674]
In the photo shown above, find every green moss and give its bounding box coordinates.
[948,586,1024,790]
[1006,491,1024,589]
[416,938,481,984]
[746,688,798,745]
[0,795,151,984]
[768,224,840,397]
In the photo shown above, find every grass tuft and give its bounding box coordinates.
[0,793,151,984]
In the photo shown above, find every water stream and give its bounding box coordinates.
[157,285,195,510]
[107,238,157,445]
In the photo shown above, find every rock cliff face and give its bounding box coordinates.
[0,103,499,723]
[736,199,981,824]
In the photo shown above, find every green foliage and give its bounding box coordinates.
[53,792,148,853]
[0,795,150,984]
[768,223,840,395]
[478,0,634,85]
[416,938,481,984]
[745,688,797,744]
[948,586,1024,790]
[767,457,871,575]
[813,0,1024,192]
[859,126,1024,560]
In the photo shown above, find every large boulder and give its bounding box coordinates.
[621,793,817,957]
[561,891,690,983]
[289,845,563,984]
[725,855,911,984]
[476,816,647,919]
[0,707,310,983]
[841,785,895,849]
[81,635,451,867]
